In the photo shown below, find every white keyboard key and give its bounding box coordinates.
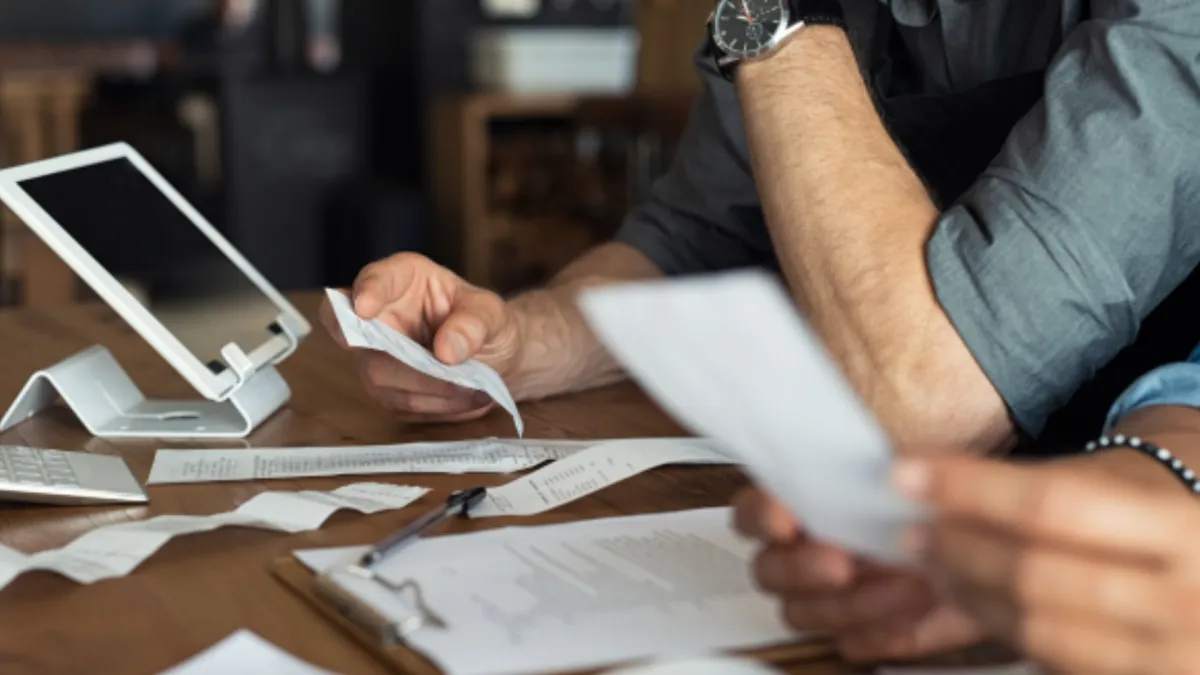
[0,446,146,506]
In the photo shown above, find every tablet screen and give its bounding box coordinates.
[18,157,281,373]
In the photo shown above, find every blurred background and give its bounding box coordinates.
[0,0,708,312]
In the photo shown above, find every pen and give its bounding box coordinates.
[357,486,488,570]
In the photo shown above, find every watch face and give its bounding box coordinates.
[713,0,786,58]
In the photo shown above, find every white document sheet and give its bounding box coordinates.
[325,288,524,436]
[876,665,1044,675]
[471,437,735,517]
[161,630,337,675]
[577,270,926,564]
[147,438,598,485]
[0,483,427,592]
[295,507,804,675]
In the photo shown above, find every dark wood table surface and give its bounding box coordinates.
[0,293,868,675]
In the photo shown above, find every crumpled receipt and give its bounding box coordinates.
[0,482,429,591]
[325,289,524,436]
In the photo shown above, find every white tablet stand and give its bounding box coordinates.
[0,317,302,440]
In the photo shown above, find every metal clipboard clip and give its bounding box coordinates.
[314,562,448,646]
[310,487,488,646]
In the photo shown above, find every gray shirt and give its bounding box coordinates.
[615,0,1200,437]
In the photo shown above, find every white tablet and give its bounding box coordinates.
[0,142,312,401]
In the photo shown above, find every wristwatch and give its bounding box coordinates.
[707,0,847,80]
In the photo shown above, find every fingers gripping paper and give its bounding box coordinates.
[325,289,524,436]
[0,483,428,591]
[577,270,926,564]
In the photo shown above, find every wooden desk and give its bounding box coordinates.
[0,292,861,675]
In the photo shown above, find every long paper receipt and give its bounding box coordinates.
[578,270,926,564]
[470,437,734,517]
[325,289,523,436]
[295,507,806,675]
[147,438,597,485]
[0,483,427,592]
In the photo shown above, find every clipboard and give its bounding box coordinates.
[271,554,839,675]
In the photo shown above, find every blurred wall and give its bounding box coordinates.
[0,0,213,40]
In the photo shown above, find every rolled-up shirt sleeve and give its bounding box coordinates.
[1103,344,1200,434]
[926,1,1200,437]
[615,45,773,276]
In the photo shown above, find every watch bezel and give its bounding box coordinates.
[710,0,796,60]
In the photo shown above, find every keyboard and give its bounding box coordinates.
[0,446,147,506]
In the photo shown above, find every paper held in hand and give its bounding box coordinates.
[577,269,927,564]
[325,289,524,436]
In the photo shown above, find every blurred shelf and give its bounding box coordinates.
[430,93,582,292]
[429,91,690,294]
[0,69,92,308]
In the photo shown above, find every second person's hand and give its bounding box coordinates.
[318,252,523,423]
[895,454,1200,675]
[732,486,985,662]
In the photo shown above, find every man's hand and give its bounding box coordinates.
[895,454,1200,675]
[319,252,522,422]
[732,487,984,662]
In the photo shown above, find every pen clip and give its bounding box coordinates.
[450,486,488,516]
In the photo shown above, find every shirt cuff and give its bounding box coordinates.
[614,211,691,277]
[1103,345,1200,434]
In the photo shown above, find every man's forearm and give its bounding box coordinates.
[737,27,1013,454]
[503,242,663,401]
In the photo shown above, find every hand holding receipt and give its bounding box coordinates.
[324,289,524,436]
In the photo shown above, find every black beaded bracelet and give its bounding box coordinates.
[1084,434,1200,494]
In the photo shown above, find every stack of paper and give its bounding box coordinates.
[295,507,807,675]
[577,270,926,564]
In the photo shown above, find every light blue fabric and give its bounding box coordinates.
[1103,344,1200,434]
